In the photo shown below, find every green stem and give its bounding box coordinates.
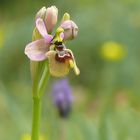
[38,62,50,97]
[31,97,41,140]
[31,61,50,140]
[60,119,66,140]
[31,27,50,140]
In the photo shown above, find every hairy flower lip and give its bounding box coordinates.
[55,51,72,63]
[46,49,80,76]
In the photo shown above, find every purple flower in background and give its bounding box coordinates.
[51,79,73,118]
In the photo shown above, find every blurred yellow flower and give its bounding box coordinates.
[21,134,45,140]
[101,41,125,61]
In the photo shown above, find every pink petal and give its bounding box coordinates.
[45,34,53,43]
[36,18,52,39]
[25,39,50,61]
[35,7,47,19]
[45,6,58,33]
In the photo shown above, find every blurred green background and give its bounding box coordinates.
[0,0,140,140]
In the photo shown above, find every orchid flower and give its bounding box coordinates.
[24,6,80,140]
[25,6,80,77]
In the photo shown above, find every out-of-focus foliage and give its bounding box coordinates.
[0,0,140,140]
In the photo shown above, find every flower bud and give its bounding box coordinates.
[61,12,70,23]
[60,20,78,40]
[35,7,47,20]
[45,6,58,33]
